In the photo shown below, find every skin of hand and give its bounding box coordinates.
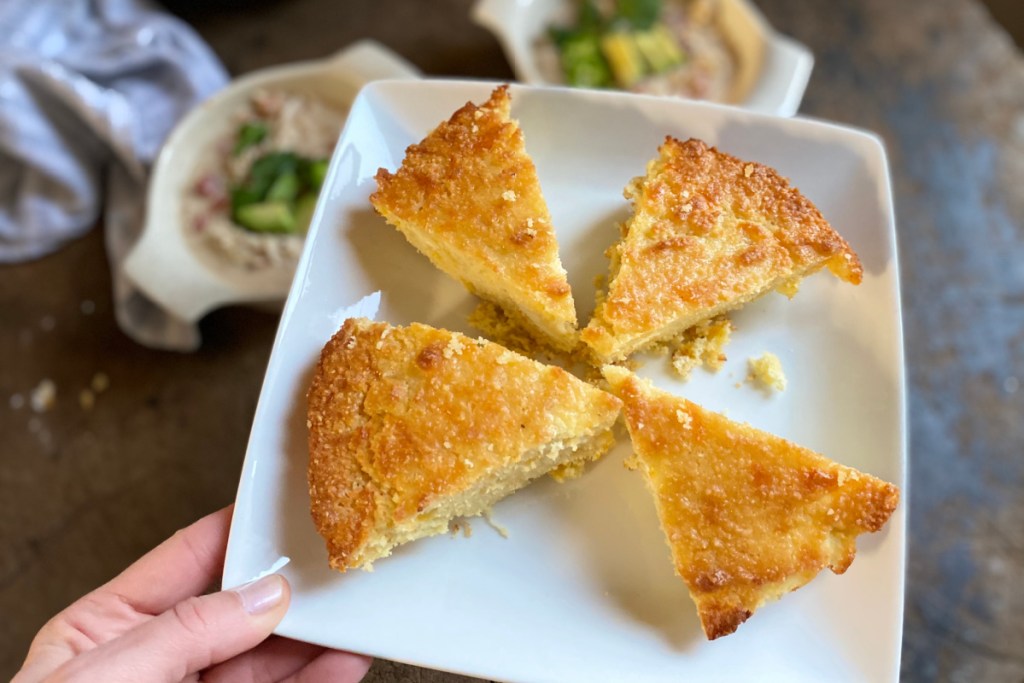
[13,506,372,683]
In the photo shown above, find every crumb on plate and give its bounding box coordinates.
[670,316,733,380]
[748,352,787,392]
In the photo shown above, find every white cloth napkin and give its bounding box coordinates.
[0,0,228,350]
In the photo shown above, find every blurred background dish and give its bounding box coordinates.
[123,40,418,324]
[472,0,813,115]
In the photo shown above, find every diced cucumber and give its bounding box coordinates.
[294,193,318,234]
[266,172,300,202]
[559,32,613,87]
[309,159,329,190]
[601,32,647,88]
[235,201,296,233]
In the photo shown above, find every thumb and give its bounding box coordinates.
[56,574,290,683]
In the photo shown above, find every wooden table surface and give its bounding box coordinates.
[2,1,1022,680]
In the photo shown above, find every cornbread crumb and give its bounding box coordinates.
[443,335,466,359]
[482,509,509,538]
[748,352,787,392]
[502,190,517,202]
[775,278,801,298]
[550,459,586,482]
[469,299,592,378]
[593,273,608,311]
[468,301,540,356]
[623,357,643,372]
[496,350,517,365]
[676,409,692,429]
[670,317,733,380]
[744,163,754,177]
[449,519,473,538]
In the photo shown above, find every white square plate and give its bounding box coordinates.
[223,80,906,683]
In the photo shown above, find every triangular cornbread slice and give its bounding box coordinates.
[307,318,622,571]
[582,138,863,363]
[602,366,899,639]
[371,86,578,352]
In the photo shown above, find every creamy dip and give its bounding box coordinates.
[184,90,345,273]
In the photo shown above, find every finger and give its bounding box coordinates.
[282,649,372,683]
[100,505,233,615]
[200,636,324,683]
[51,574,289,683]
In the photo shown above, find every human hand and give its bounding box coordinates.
[14,505,371,682]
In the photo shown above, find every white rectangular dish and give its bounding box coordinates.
[223,80,906,683]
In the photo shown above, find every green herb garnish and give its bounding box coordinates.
[230,151,329,234]
[233,121,268,155]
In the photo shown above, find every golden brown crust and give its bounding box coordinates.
[370,86,578,352]
[308,319,622,571]
[602,366,899,640]
[583,138,863,362]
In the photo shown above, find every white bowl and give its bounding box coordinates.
[123,40,419,324]
[472,0,813,116]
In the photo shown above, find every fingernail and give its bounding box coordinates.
[235,574,286,615]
